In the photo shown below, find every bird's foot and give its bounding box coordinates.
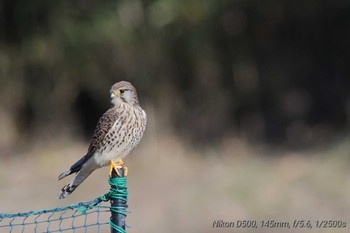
[109,160,128,177]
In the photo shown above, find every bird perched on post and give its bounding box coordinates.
[58,81,147,199]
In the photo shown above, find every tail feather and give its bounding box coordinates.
[59,182,78,199]
[58,155,93,199]
[58,169,73,180]
[58,169,93,199]
[57,155,87,180]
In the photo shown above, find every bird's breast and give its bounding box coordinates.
[95,105,146,167]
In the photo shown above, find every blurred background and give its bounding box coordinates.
[0,0,350,232]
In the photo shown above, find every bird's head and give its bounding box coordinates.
[110,81,139,106]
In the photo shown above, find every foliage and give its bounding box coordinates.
[0,0,349,149]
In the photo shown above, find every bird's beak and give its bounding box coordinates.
[111,92,116,98]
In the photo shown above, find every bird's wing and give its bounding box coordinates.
[58,107,119,181]
[85,107,120,159]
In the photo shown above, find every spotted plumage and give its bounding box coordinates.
[58,81,147,199]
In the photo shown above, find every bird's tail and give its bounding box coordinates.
[58,155,92,199]
[58,155,87,180]
[58,169,93,199]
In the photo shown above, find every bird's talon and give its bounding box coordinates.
[109,160,128,177]
[123,165,128,176]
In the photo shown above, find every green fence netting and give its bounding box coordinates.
[0,176,128,233]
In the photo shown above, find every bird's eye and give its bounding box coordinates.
[119,89,125,94]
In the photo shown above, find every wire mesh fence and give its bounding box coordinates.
[0,173,127,233]
[0,198,110,233]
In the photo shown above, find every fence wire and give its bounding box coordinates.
[0,173,128,233]
[0,197,111,233]
[0,198,110,233]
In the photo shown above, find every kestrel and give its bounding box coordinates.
[58,81,147,199]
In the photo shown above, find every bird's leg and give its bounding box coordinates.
[109,160,128,177]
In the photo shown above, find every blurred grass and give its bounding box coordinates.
[0,132,349,233]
